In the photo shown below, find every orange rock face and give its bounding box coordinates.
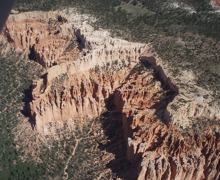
[30,64,131,132]
[1,11,219,180]
[112,64,220,180]
[2,12,81,68]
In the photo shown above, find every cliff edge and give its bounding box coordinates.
[1,9,219,180]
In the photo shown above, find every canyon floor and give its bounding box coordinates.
[0,8,219,180]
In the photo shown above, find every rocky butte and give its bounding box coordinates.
[1,9,219,180]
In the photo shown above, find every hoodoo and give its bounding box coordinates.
[1,10,219,180]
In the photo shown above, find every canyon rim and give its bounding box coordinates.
[0,4,220,180]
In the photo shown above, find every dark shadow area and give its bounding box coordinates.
[57,15,67,23]
[28,45,37,61]
[20,85,36,130]
[98,60,178,179]
[20,86,32,117]
[140,57,178,125]
[74,29,86,51]
[0,0,15,32]
[98,95,139,180]
[140,56,179,97]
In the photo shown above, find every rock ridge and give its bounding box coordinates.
[1,9,219,180]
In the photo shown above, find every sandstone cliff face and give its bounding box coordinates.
[1,12,81,68]
[112,64,220,180]
[25,14,148,132]
[1,9,220,180]
[140,55,220,129]
[30,62,132,133]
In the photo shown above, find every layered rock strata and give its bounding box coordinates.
[1,10,220,180]
[1,12,81,68]
[112,64,220,180]
[30,61,135,132]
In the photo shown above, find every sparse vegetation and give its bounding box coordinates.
[0,55,43,179]
[14,0,220,99]
[0,52,128,178]
[1,0,220,179]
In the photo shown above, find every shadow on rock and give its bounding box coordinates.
[98,96,139,180]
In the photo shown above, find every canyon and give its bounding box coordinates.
[1,9,220,179]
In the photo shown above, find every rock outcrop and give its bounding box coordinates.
[211,0,220,6]
[1,12,81,68]
[30,61,134,132]
[112,64,220,180]
[1,9,219,180]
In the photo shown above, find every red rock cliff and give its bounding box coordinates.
[112,64,220,180]
[1,12,81,68]
[1,10,219,180]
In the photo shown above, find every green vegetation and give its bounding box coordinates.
[0,53,124,178]
[0,55,43,179]
[117,3,155,17]
[14,0,220,99]
[1,0,220,178]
